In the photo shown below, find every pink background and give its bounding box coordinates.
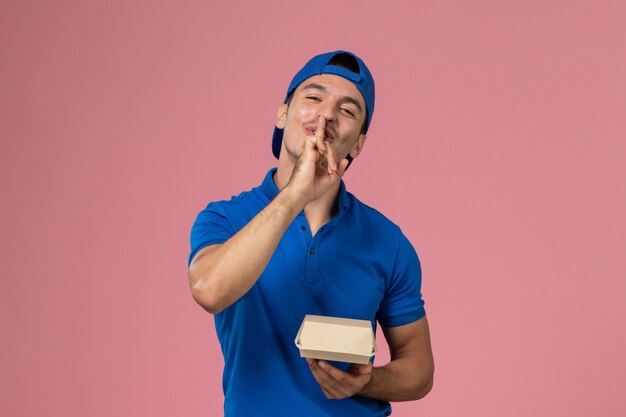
[2,1,625,416]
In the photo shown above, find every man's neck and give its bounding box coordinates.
[273,158,341,235]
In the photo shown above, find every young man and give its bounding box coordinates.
[188,51,434,416]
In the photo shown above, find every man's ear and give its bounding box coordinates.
[349,133,367,158]
[275,103,287,129]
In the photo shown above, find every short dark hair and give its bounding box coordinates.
[284,53,366,134]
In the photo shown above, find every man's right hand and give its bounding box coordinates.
[189,117,349,314]
[284,115,350,205]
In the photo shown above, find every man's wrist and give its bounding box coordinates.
[357,366,378,398]
[274,186,307,217]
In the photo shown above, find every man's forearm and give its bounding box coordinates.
[359,357,434,402]
[189,187,305,313]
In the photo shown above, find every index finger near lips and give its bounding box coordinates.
[322,117,340,170]
[312,115,337,173]
[314,115,326,140]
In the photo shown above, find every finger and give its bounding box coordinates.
[307,135,324,154]
[324,143,338,174]
[312,116,328,153]
[308,360,344,397]
[311,116,336,172]
[311,134,327,153]
[321,387,336,400]
[315,361,360,398]
[315,115,326,141]
[308,360,336,385]
[335,158,349,177]
[317,360,348,383]
[304,136,329,167]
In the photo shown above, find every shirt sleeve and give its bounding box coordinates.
[376,230,426,327]
[188,202,234,267]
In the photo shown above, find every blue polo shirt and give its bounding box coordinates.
[189,168,426,417]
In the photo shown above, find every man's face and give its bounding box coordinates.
[275,74,368,163]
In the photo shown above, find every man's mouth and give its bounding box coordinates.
[306,126,335,142]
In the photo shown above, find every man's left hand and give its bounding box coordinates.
[306,359,373,400]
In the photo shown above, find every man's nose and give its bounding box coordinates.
[317,101,336,122]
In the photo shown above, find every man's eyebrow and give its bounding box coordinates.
[302,83,328,93]
[301,82,363,114]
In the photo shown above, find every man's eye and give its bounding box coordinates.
[306,96,321,101]
[341,108,355,117]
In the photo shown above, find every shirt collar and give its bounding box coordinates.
[260,168,280,201]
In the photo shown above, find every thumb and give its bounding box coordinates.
[358,363,373,375]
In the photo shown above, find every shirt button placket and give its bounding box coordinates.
[305,235,320,282]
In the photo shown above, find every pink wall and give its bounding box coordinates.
[2,1,625,416]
